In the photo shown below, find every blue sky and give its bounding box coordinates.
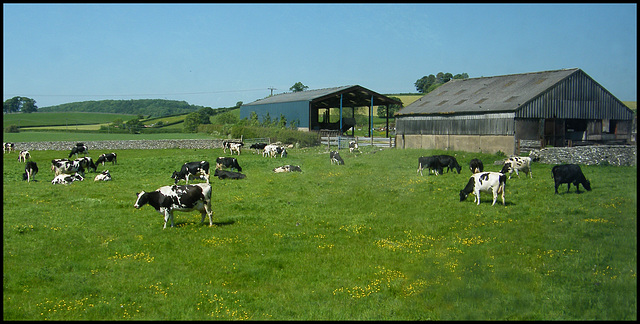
[3,3,637,109]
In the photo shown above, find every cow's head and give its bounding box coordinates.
[499,163,511,175]
[459,190,469,202]
[583,180,592,191]
[134,191,148,209]
[171,171,181,183]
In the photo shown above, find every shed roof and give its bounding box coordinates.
[396,68,582,116]
[243,85,402,108]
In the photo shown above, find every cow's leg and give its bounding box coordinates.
[574,181,581,193]
[500,185,505,205]
[566,183,571,193]
[163,211,171,229]
[475,190,481,205]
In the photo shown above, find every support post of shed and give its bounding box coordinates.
[370,95,374,145]
[339,94,343,149]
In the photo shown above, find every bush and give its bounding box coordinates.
[5,124,20,133]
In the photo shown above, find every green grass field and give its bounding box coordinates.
[3,145,636,320]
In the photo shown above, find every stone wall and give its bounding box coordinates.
[528,145,637,166]
[10,139,226,152]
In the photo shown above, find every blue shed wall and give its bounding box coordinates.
[240,101,310,128]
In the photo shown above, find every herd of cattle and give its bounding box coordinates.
[5,139,592,229]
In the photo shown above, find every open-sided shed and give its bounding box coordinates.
[395,68,634,154]
[240,85,402,135]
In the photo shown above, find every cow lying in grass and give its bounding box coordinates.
[459,172,507,206]
[552,164,591,194]
[213,169,246,180]
[94,170,112,181]
[52,172,84,185]
[273,165,302,173]
[134,183,213,229]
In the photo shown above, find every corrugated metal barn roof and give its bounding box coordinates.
[397,68,582,116]
[243,85,402,107]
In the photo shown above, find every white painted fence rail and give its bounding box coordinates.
[321,136,395,149]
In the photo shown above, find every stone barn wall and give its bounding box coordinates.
[528,145,636,166]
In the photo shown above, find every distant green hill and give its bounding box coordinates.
[37,99,211,117]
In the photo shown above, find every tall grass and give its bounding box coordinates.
[3,146,636,320]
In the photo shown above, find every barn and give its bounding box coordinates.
[240,85,402,135]
[395,68,634,155]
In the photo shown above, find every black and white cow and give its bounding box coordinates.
[500,156,532,179]
[263,144,287,158]
[417,156,444,176]
[68,143,88,158]
[273,165,302,173]
[552,164,592,194]
[349,141,360,153]
[434,155,461,174]
[229,142,243,155]
[469,158,484,173]
[96,153,117,166]
[250,143,268,154]
[459,172,507,206]
[18,150,31,162]
[51,172,84,185]
[330,151,345,165]
[172,161,210,185]
[75,156,97,172]
[213,169,246,180]
[3,142,15,154]
[94,170,112,181]
[23,161,39,182]
[133,183,213,229]
[215,157,242,172]
[222,140,243,154]
[51,159,85,177]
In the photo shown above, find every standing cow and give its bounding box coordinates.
[417,156,444,176]
[552,164,592,194]
[134,183,213,229]
[68,143,89,158]
[23,161,39,182]
[459,172,507,206]
[96,153,117,166]
[172,161,210,185]
[469,158,484,173]
[330,151,345,165]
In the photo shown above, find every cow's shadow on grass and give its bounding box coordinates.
[173,219,236,228]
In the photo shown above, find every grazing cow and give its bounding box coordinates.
[500,156,532,179]
[417,156,444,176]
[172,161,210,184]
[263,144,287,158]
[75,156,97,172]
[213,169,246,180]
[250,143,268,154]
[215,157,242,172]
[18,150,31,162]
[94,170,112,181]
[552,164,592,194]
[23,161,39,182]
[51,172,84,185]
[133,183,213,229]
[273,165,302,173]
[69,143,88,158]
[51,159,85,177]
[222,140,243,154]
[469,158,484,173]
[349,141,360,153]
[3,142,15,153]
[96,153,117,166]
[459,172,507,206]
[434,155,462,174]
[330,151,345,165]
[229,142,243,155]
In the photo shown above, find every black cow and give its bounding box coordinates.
[134,183,213,229]
[330,151,344,165]
[68,143,88,158]
[213,169,246,180]
[434,155,462,174]
[250,143,268,154]
[172,161,210,185]
[552,164,592,194]
[23,161,39,182]
[215,157,242,172]
[417,156,444,176]
[96,153,117,166]
[469,158,484,173]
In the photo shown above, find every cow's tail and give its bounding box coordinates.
[497,174,507,194]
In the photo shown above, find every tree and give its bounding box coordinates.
[183,112,202,133]
[215,111,239,125]
[414,72,468,93]
[248,111,260,126]
[3,96,38,113]
[278,114,287,128]
[261,112,272,127]
[376,96,403,118]
[125,118,143,133]
[290,82,308,92]
[235,101,243,108]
